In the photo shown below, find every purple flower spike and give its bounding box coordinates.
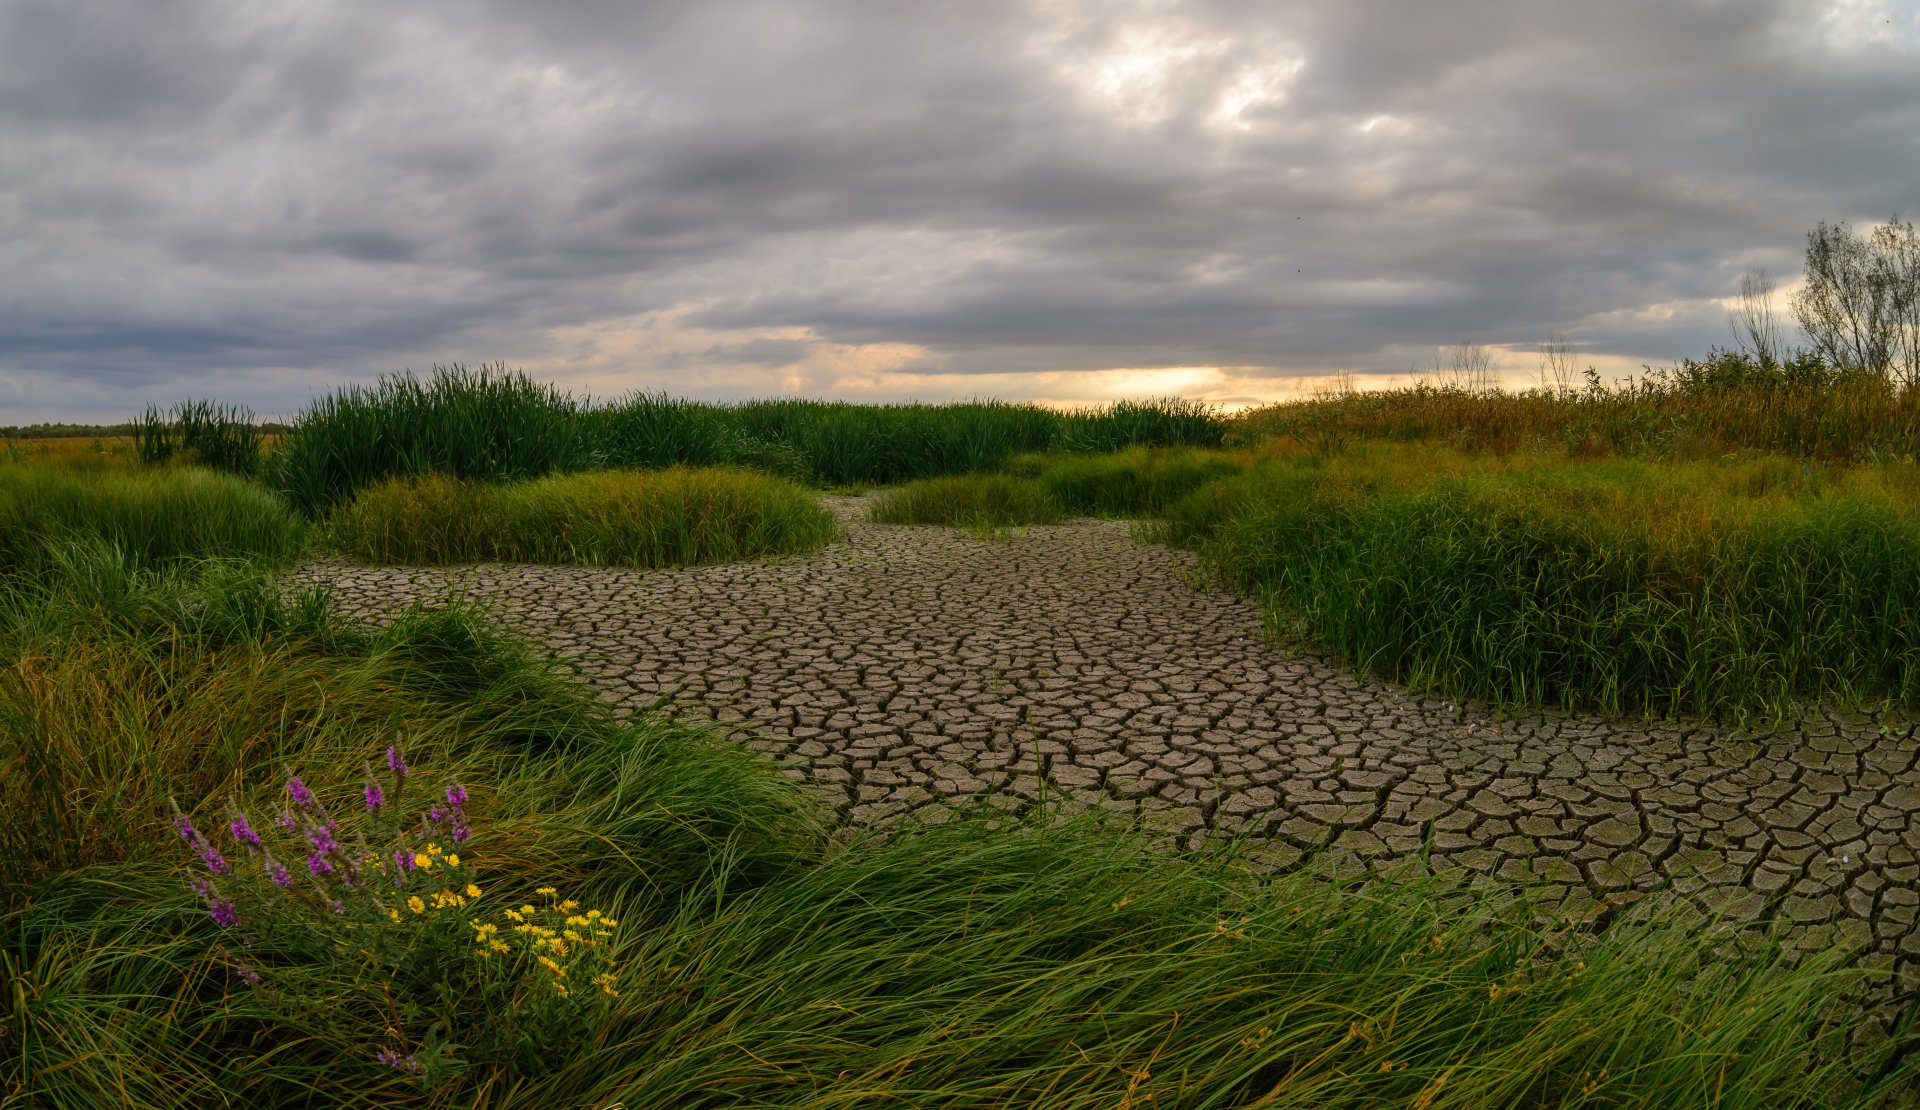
[387,745,408,780]
[394,848,415,872]
[445,783,467,811]
[266,859,293,888]
[229,812,261,851]
[173,812,196,842]
[194,835,227,875]
[276,809,298,833]
[330,899,346,915]
[209,899,240,928]
[309,825,339,856]
[287,777,315,808]
[364,779,384,812]
[451,819,471,844]
[307,851,334,876]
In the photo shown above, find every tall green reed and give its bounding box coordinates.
[270,364,1228,512]
[133,399,264,477]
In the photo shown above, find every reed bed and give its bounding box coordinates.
[134,399,265,477]
[1233,353,1920,463]
[2,554,1910,1106]
[1157,446,1920,718]
[323,467,838,567]
[267,364,1226,512]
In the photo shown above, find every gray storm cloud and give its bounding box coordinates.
[2,0,1916,419]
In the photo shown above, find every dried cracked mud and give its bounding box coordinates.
[299,496,1920,991]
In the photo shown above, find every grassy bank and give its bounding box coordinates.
[1233,354,1920,463]
[3,553,1911,1106]
[0,463,304,577]
[322,467,838,567]
[1156,446,1920,718]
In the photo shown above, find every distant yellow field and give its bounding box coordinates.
[0,435,139,467]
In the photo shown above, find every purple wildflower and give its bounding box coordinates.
[192,878,213,901]
[266,858,293,888]
[445,783,467,811]
[387,744,409,780]
[276,808,298,833]
[195,836,228,875]
[330,899,346,915]
[375,1047,423,1074]
[364,778,385,812]
[208,899,240,928]
[451,818,471,844]
[235,963,262,986]
[394,848,415,872]
[172,812,196,841]
[229,811,261,851]
[287,777,315,808]
[309,824,339,857]
[307,851,335,876]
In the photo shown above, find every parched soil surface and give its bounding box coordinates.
[300,497,1920,988]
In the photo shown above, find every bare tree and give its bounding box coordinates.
[1435,342,1496,394]
[1793,215,1920,386]
[1537,332,1576,397]
[1728,268,1784,370]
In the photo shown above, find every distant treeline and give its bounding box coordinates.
[1,422,138,439]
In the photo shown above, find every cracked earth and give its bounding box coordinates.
[300,496,1920,991]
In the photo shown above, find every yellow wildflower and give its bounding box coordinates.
[535,886,557,896]
[446,853,460,868]
[466,883,482,898]
[593,973,619,998]
[414,852,432,870]
[407,895,426,915]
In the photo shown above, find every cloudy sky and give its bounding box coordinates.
[3,0,1917,422]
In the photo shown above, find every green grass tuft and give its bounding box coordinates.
[322,467,838,567]
[0,463,304,578]
[868,473,1067,528]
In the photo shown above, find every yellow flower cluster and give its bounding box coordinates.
[480,887,621,998]
[412,842,462,871]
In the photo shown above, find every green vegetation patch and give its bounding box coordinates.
[1158,446,1920,718]
[868,472,1067,528]
[266,363,1227,513]
[1031,444,1250,517]
[0,463,304,577]
[323,467,838,567]
[2,556,1910,1105]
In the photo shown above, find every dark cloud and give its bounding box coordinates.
[3,0,1917,420]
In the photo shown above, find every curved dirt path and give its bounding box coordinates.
[300,497,1920,988]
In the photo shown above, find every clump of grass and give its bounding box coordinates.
[273,363,589,515]
[0,463,304,578]
[1034,444,1249,517]
[868,473,1067,528]
[134,398,265,477]
[323,467,838,567]
[1158,445,1920,718]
